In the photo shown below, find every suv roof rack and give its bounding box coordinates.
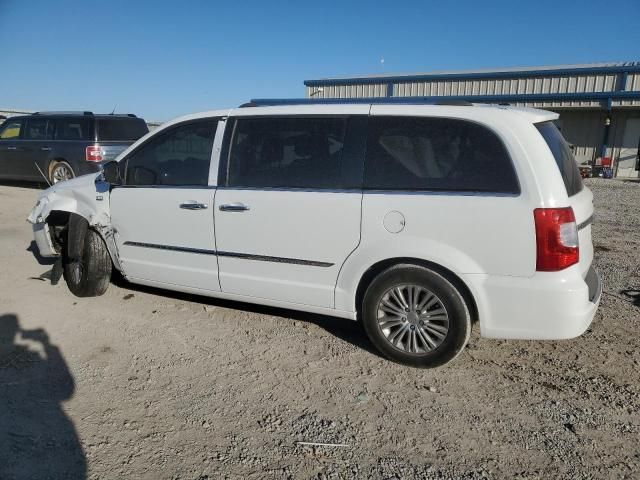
[242,97,474,107]
[33,111,94,116]
[32,111,138,118]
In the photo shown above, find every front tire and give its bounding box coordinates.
[63,216,112,297]
[361,264,471,368]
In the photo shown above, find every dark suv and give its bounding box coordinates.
[0,111,149,184]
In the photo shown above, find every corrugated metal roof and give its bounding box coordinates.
[305,62,640,85]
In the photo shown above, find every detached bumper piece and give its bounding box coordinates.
[33,222,59,258]
[585,265,602,304]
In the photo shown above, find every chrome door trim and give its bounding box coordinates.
[122,241,334,267]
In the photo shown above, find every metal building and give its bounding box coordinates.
[304,63,640,178]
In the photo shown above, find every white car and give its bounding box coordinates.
[28,102,602,368]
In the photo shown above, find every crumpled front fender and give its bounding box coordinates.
[27,174,122,271]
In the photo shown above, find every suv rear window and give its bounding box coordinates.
[536,121,583,197]
[364,116,520,193]
[97,118,148,141]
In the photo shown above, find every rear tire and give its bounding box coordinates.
[49,161,75,184]
[361,264,471,368]
[63,216,112,297]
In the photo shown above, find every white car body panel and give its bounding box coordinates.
[28,103,600,341]
[110,187,219,290]
[214,189,362,307]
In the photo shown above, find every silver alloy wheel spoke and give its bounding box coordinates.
[380,299,405,316]
[53,165,72,183]
[376,284,450,354]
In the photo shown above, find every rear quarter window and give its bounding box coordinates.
[55,118,92,141]
[364,116,520,193]
[97,118,149,141]
[535,121,583,197]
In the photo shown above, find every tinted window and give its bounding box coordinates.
[0,119,23,139]
[364,116,519,193]
[536,121,583,196]
[125,120,216,186]
[227,117,347,189]
[97,118,149,141]
[55,118,92,140]
[25,118,53,140]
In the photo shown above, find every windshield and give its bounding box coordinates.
[97,118,148,141]
[536,121,583,197]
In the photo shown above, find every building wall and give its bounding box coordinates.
[305,65,640,177]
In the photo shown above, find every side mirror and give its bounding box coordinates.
[102,161,121,184]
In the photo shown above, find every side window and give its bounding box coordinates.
[363,116,520,194]
[25,118,53,140]
[125,120,217,186]
[55,118,91,140]
[226,116,348,189]
[0,119,23,139]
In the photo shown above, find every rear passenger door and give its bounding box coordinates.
[214,109,368,308]
[22,117,55,180]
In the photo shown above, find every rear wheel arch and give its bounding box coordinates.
[355,257,479,325]
[47,157,67,176]
[48,158,75,183]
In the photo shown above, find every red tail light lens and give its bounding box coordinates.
[534,207,579,271]
[86,145,103,162]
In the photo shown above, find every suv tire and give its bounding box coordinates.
[63,215,112,297]
[361,264,471,368]
[49,161,75,184]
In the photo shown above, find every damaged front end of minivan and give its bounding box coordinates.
[27,173,122,282]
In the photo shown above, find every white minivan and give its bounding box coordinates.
[28,101,602,367]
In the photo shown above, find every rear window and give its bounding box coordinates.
[55,118,92,140]
[97,118,149,141]
[536,121,583,197]
[364,116,520,193]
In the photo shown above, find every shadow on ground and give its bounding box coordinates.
[110,274,382,358]
[0,180,46,190]
[27,240,57,266]
[620,289,640,307]
[0,314,86,479]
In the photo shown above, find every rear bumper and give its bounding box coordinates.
[465,265,602,340]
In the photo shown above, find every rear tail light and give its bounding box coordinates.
[534,207,579,271]
[86,145,103,162]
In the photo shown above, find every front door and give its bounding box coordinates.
[0,118,25,180]
[110,118,222,291]
[214,112,367,308]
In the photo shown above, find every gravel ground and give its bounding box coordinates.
[0,178,639,479]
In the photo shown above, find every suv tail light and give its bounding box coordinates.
[534,207,579,271]
[86,145,103,162]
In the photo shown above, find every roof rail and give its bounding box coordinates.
[33,111,94,116]
[244,97,474,107]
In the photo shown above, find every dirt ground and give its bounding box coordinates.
[0,179,639,480]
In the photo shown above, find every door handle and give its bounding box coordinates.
[219,203,250,212]
[180,201,208,210]
[40,146,52,151]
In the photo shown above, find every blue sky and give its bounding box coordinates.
[1,0,639,121]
